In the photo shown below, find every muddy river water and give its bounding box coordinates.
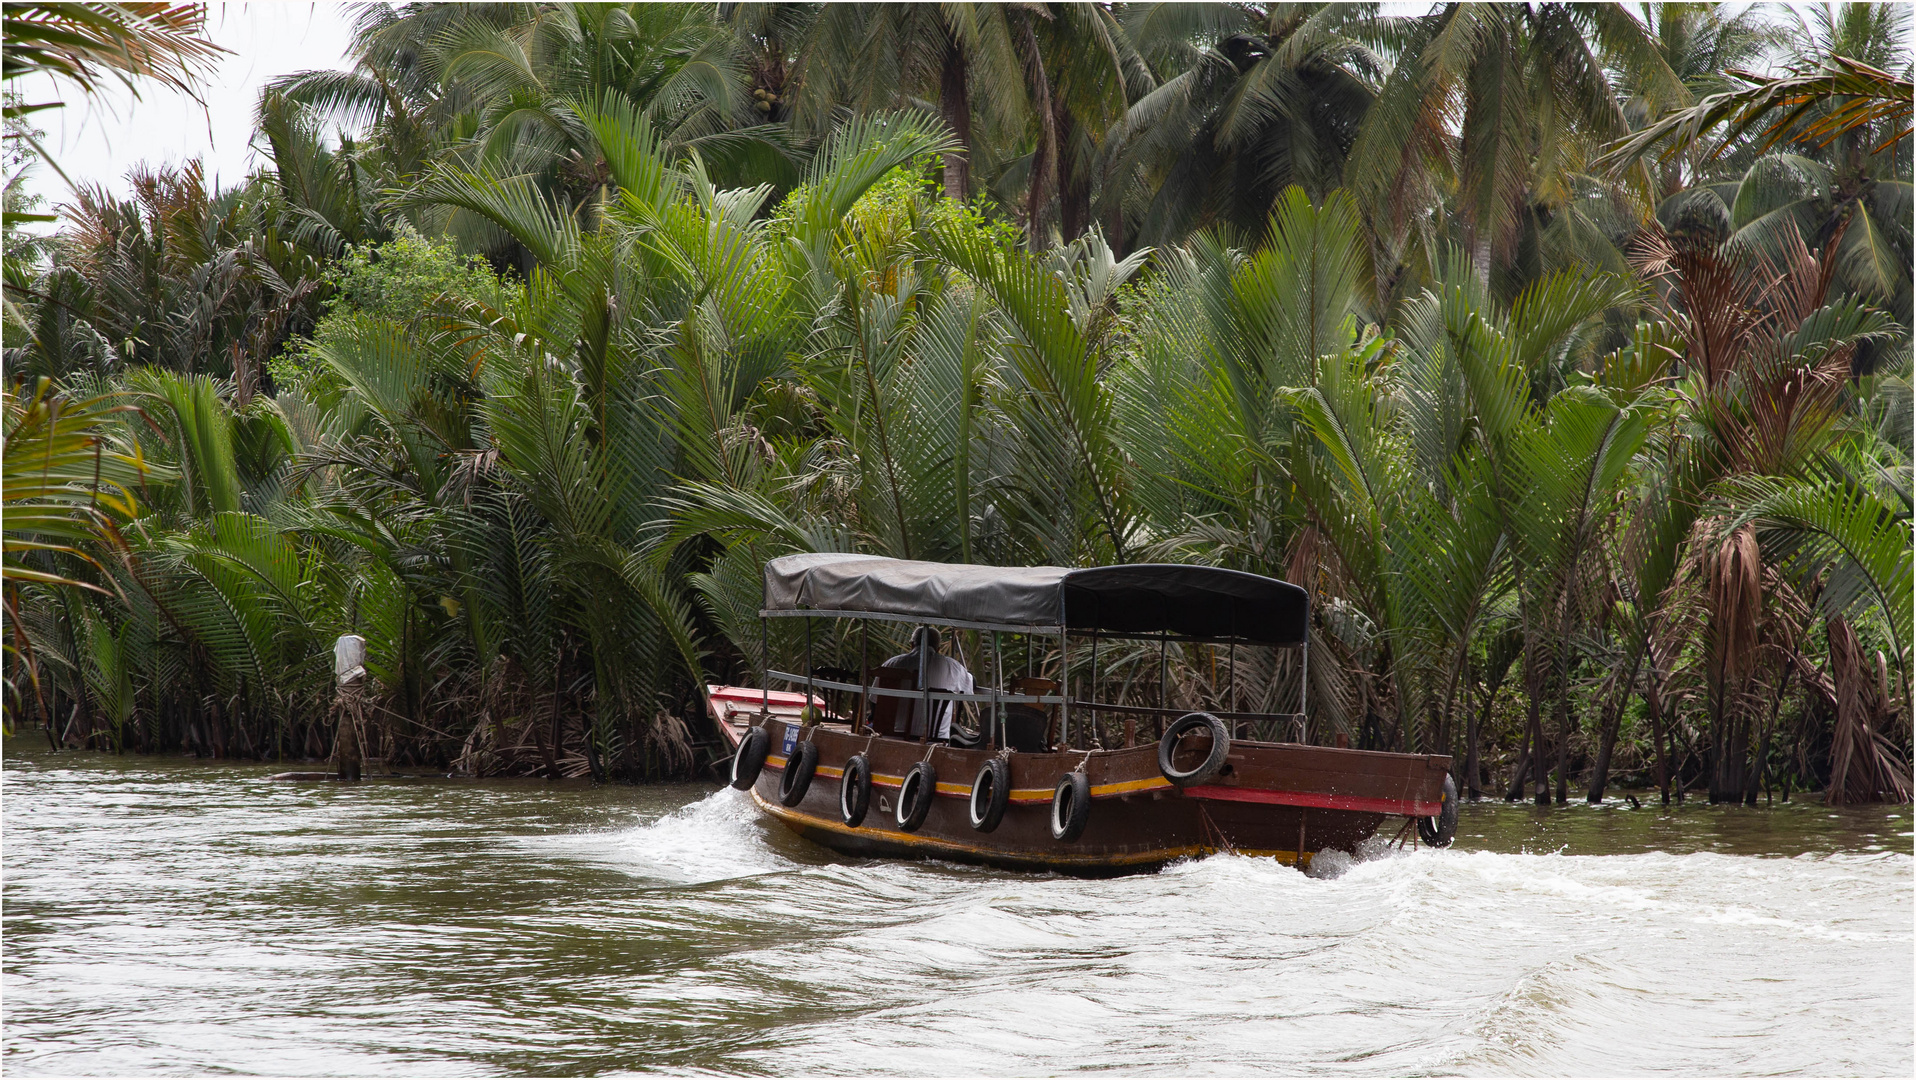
[3,747,1910,1075]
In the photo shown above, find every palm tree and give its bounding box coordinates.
[1,376,157,734]
[1620,219,1905,803]
[1009,2,1140,247]
[1425,257,1646,802]
[784,3,1028,202]
[1601,3,1914,333]
[1,2,224,184]
[254,92,394,259]
[1627,1,1787,198]
[1107,2,1380,248]
[1349,2,1684,298]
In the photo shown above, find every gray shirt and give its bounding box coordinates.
[879,651,974,739]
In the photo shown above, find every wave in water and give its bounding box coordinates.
[4,760,1910,1076]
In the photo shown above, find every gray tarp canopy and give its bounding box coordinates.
[762,553,1308,646]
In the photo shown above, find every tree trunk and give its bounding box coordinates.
[1554,689,1571,805]
[1504,730,1531,801]
[1647,673,1671,804]
[1464,693,1483,801]
[1469,650,1515,801]
[1588,643,1646,803]
[584,717,606,784]
[335,683,363,782]
[1057,108,1089,243]
[939,37,972,202]
[546,690,564,780]
[1526,660,1550,805]
[1017,12,1057,248]
[1716,674,1732,800]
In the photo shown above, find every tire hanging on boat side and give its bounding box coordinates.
[969,758,1010,832]
[779,740,819,806]
[896,761,937,832]
[1158,712,1231,786]
[840,753,871,826]
[730,727,770,789]
[1417,774,1458,847]
[1051,771,1090,842]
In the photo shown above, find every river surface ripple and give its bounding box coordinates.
[3,748,1911,1076]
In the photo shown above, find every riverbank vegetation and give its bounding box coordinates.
[4,2,1910,804]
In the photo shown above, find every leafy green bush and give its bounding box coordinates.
[269,226,519,393]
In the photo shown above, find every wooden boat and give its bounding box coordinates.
[710,554,1455,875]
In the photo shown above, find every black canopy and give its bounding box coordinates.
[762,554,1308,646]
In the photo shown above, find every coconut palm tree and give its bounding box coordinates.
[1603,4,1914,332]
[784,2,1029,202]
[1627,1,1787,199]
[1349,2,1684,299]
[1106,2,1381,248]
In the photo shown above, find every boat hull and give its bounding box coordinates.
[709,685,1449,875]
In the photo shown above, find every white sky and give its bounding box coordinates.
[14,2,357,207]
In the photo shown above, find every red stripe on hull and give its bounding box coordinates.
[1182,784,1439,817]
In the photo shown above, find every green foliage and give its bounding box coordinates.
[6,3,1910,802]
[270,227,519,391]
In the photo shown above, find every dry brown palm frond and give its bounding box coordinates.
[646,709,695,776]
[1629,227,1771,387]
[1754,218,1846,330]
[1721,349,1852,477]
[1826,615,1913,804]
[1705,524,1765,693]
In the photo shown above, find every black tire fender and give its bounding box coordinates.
[779,739,819,806]
[730,726,770,790]
[1417,774,1459,848]
[896,761,938,832]
[1051,771,1090,842]
[1158,712,1231,786]
[969,758,1011,832]
[840,753,871,827]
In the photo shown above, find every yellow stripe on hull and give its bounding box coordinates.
[748,790,1310,869]
[1007,776,1175,803]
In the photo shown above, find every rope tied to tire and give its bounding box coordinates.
[896,760,937,832]
[1051,771,1090,842]
[778,738,819,806]
[969,758,1010,832]
[839,752,871,827]
[1157,712,1231,787]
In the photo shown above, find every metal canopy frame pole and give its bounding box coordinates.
[917,626,932,744]
[804,617,814,720]
[1269,643,1283,743]
[1228,643,1237,714]
[759,617,770,716]
[1089,631,1099,748]
[1299,639,1309,743]
[1159,632,1169,740]
[1059,629,1070,751]
[859,620,870,735]
[992,631,1003,751]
